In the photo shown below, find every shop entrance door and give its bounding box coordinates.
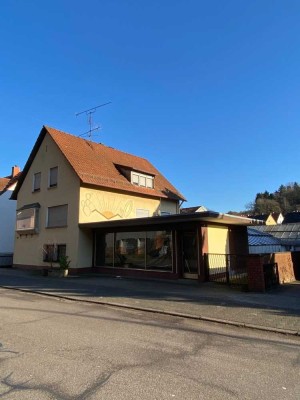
[182,231,198,279]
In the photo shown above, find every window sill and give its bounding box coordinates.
[46,225,68,229]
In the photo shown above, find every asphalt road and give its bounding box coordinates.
[0,288,299,400]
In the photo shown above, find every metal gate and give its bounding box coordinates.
[204,253,248,286]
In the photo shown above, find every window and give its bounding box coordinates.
[95,230,172,272]
[136,209,149,218]
[49,167,58,188]
[16,204,40,233]
[43,244,66,262]
[131,171,154,189]
[47,205,68,228]
[33,172,41,192]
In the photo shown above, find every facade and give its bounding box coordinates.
[12,126,261,280]
[0,166,21,264]
[247,213,277,225]
[271,212,284,224]
[12,126,184,273]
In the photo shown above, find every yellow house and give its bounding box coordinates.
[12,126,185,272]
[12,126,262,281]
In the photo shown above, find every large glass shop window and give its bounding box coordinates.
[99,230,172,272]
[104,233,114,267]
[146,231,172,271]
[115,232,146,269]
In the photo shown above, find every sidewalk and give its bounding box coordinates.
[1,267,300,335]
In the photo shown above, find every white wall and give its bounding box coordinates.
[0,189,16,253]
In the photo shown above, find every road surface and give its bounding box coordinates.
[0,287,299,399]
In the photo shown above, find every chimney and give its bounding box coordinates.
[11,165,20,177]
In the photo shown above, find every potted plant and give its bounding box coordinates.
[58,255,71,277]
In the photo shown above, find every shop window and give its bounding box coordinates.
[95,230,172,272]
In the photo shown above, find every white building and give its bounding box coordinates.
[0,166,21,264]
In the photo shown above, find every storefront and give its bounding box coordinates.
[80,212,257,280]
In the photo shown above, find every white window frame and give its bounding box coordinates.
[136,209,150,218]
[131,171,154,189]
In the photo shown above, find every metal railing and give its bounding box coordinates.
[204,253,248,286]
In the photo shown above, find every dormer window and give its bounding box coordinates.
[131,172,154,189]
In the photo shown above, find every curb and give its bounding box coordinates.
[1,285,300,337]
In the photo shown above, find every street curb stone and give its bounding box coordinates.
[1,285,299,337]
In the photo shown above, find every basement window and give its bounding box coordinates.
[43,244,66,262]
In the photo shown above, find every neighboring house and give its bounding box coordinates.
[0,166,21,265]
[247,213,277,225]
[180,205,208,214]
[283,212,300,224]
[271,212,284,224]
[12,126,262,280]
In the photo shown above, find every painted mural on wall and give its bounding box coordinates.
[81,192,134,220]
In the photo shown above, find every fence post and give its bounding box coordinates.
[204,253,209,281]
[226,254,230,284]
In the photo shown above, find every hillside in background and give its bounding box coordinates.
[246,183,300,215]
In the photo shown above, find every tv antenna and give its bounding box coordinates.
[76,102,111,138]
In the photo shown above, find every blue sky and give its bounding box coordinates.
[1,0,300,212]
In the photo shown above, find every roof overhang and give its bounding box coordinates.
[79,211,264,230]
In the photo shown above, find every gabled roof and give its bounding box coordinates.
[0,170,22,195]
[180,205,208,214]
[12,126,185,201]
[247,214,270,222]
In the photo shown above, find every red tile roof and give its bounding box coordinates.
[12,126,185,201]
[0,171,22,195]
[0,178,10,192]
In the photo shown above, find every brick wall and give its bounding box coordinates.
[247,255,265,292]
[263,252,295,284]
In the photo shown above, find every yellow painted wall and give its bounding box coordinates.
[14,134,179,270]
[207,225,229,269]
[265,215,276,225]
[79,187,178,223]
[14,134,82,268]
